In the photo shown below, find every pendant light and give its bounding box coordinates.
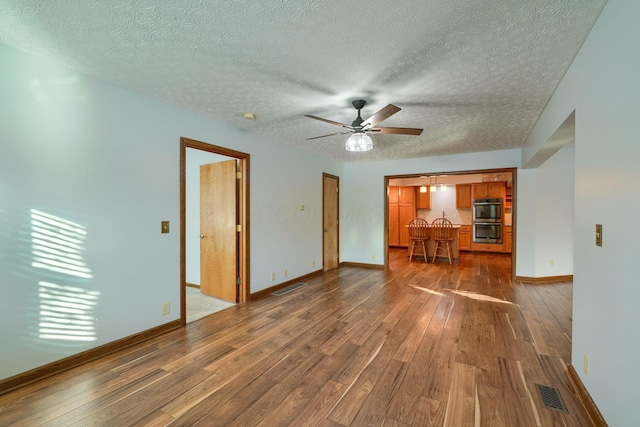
[419,176,428,193]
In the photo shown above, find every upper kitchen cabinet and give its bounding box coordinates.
[415,186,431,209]
[473,182,505,199]
[456,184,472,208]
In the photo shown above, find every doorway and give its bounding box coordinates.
[384,168,517,279]
[180,137,250,325]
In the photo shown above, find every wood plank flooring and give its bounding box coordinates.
[0,249,594,426]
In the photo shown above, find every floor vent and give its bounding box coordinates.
[272,282,307,296]
[536,384,568,413]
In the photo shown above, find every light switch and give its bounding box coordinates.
[595,224,602,246]
[161,221,170,234]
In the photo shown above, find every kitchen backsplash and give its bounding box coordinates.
[416,185,473,225]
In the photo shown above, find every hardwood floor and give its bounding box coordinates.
[0,249,593,426]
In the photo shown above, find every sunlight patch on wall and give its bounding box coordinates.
[30,209,98,341]
[30,209,92,279]
[38,281,99,341]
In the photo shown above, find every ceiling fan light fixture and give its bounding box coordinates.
[345,132,373,152]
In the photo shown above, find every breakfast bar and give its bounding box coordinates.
[407,224,461,262]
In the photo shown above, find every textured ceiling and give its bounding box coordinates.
[0,0,607,162]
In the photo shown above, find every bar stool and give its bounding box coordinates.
[431,218,454,263]
[408,218,429,262]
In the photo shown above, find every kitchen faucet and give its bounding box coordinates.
[442,210,445,218]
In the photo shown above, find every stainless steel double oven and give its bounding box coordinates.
[473,198,503,244]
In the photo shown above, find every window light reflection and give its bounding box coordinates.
[30,209,98,342]
[38,281,99,341]
[30,209,92,278]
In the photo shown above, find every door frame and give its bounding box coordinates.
[180,137,250,326]
[384,167,517,280]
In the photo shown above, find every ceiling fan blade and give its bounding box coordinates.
[360,104,401,128]
[306,131,351,140]
[304,114,350,128]
[370,127,423,135]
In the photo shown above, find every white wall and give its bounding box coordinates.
[515,147,574,277]
[0,45,341,381]
[340,150,521,264]
[522,1,640,424]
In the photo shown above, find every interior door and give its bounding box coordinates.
[323,174,339,271]
[200,160,237,303]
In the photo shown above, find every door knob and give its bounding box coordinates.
[200,234,205,239]
[324,229,329,232]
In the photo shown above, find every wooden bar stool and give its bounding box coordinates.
[431,218,454,263]
[408,218,429,262]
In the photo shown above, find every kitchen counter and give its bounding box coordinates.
[407,226,460,261]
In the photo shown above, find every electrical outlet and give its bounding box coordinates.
[550,260,554,267]
[271,272,275,281]
[372,254,376,261]
[596,224,602,246]
[583,353,590,376]
[312,260,315,268]
[161,221,170,234]
[162,302,170,316]
[283,269,288,278]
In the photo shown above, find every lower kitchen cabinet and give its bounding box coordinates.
[471,242,505,252]
[459,225,471,250]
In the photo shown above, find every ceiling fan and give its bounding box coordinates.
[305,99,423,151]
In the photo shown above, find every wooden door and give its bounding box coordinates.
[323,174,339,271]
[200,160,237,303]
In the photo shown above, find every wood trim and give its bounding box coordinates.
[0,320,181,396]
[383,177,390,271]
[186,282,199,289]
[515,275,573,283]
[340,261,385,270]
[250,270,323,300]
[567,365,609,426]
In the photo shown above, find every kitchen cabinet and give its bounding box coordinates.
[388,186,415,247]
[415,186,431,209]
[471,242,505,252]
[472,183,488,199]
[459,225,471,250]
[456,184,472,208]
[472,182,505,199]
[504,226,512,253]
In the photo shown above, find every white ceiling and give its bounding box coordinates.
[0,0,606,162]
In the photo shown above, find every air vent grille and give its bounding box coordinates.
[536,384,568,413]
[272,282,307,296]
